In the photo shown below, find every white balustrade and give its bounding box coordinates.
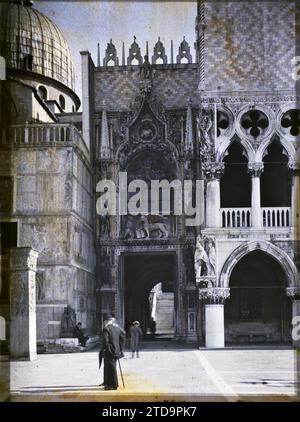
[262,207,291,228]
[221,208,251,228]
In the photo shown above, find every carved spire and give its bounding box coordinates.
[177,37,192,64]
[100,107,111,160]
[122,42,125,66]
[152,37,167,64]
[127,36,142,65]
[97,43,100,67]
[103,39,119,66]
[171,40,174,64]
[185,102,194,155]
[146,41,149,58]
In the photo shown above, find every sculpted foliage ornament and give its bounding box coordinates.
[196,107,214,157]
[198,287,230,304]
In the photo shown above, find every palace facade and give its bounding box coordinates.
[0,0,299,356]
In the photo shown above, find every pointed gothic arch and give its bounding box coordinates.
[219,240,299,288]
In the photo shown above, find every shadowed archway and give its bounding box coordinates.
[225,250,292,344]
[124,253,176,337]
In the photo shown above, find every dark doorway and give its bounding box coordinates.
[220,141,251,208]
[124,253,176,338]
[225,250,292,344]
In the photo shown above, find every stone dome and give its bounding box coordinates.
[0,0,75,91]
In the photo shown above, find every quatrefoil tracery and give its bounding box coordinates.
[241,110,269,138]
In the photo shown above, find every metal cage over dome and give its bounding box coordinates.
[0,0,75,91]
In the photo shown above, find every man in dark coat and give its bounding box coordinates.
[100,316,125,390]
[130,321,143,358]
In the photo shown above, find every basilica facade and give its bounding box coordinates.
[0,0,299,355]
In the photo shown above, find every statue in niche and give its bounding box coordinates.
[124,215,135,239]
[100,211,110,238]
[196,107,213,154]
[36,272,45,302]
[194,235,216,280]
[207,237,216,276]
[61,305,77,337]
[139,55,153,95]
[194,235,210,280]
[139,55,152,79]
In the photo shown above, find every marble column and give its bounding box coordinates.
[9,247,38,360]
[286,287,300,348]
[289,163,300,230]
[199,287,230,348]
[248,162,264,228]
[203,162,224,228]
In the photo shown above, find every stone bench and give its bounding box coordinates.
[227,323,278,343]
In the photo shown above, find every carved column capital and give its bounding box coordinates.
[286,286,300,300]
[198,287,230,304]
[9,247,38,272]
[248,162,264,177]
[202,161,224,180]
[288,161,300,176]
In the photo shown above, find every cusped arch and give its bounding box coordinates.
[116,142,180,175]
[219,240,299,288]
[256,135,296,164]
[216,136,255,163]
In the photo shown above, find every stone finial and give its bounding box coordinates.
[122,42,125,66]
[100,109,111,160]
[177,37,192,64]
[127,37,142,65]
[103,39,119,66]
[152,37,167,64]
[97,43,100,67]
[185,103,193,155]
[170,40,174,64]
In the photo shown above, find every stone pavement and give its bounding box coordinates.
[7,342,299,402]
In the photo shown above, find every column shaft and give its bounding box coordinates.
[205,304,224,348]
[206,178,221,228]
[9,247,38,360]
[251,176,261,228]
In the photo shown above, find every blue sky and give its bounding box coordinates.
[35,1,197,101]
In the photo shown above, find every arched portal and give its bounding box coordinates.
[220,141,251,207]
[123,253,176,339]
[261,139,291,207]
[225,250,292,344]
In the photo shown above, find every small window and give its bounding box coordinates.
[23,54,33,71]
[59,94,66,110]
[38,85,47,100]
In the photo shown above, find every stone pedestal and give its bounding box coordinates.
[199,287,230,348]
[205,304,225,348]
[248,162,264,229]
[9,247,38,360]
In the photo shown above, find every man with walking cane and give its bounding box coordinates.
[99,315,125,390]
